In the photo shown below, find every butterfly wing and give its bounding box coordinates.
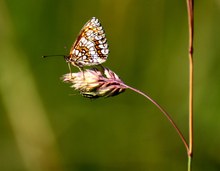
[69,17,109,67]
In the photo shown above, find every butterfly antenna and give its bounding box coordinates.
[42,55,66,58]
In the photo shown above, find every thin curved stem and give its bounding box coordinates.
[123,84,189,153]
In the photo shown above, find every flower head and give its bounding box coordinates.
[62,67,126,98]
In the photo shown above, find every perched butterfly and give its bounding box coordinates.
[43,17,109,72]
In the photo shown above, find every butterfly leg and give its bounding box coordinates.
[67,62,73,79]
[98,64,105,71]
[98,64,105,75]
[78,67,85,80]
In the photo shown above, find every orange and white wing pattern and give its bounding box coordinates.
[68,17,109,68]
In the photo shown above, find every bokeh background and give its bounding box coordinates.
[0,0,220,171]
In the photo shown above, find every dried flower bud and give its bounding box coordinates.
[62,67,126,98]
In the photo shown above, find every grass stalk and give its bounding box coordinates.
[186,0,194,170]
[124,85,189,152]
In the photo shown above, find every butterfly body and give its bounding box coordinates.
[65,17,109,69]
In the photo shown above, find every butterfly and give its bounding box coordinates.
[65,17,109,71]
[43,17,109,74]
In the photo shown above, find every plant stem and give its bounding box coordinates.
[124,84,189,153]
[186,0,194,170]
[186,0,194,158]
[188,155,192,171]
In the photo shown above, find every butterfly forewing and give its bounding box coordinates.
[68,17,109,68]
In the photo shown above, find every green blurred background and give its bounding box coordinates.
[0,0,220,171]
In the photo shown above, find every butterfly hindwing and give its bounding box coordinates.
[69,17,109,68]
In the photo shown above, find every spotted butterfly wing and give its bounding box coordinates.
[66,17,109,68]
